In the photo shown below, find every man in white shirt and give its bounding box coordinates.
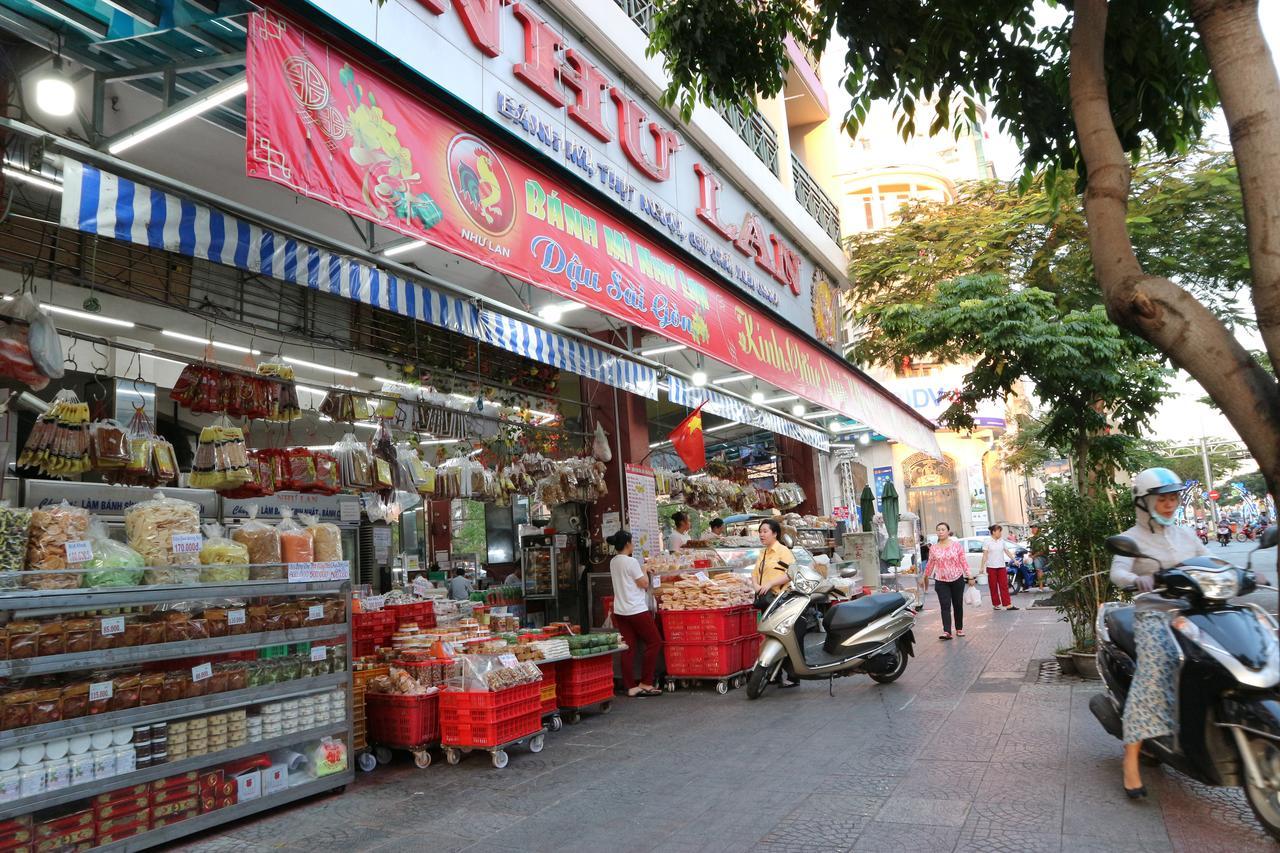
[447,568,474,600]
[503,568,521,586]
[982,524,1017,610]
[668,511,692,551]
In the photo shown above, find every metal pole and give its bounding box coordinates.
[1201,436,1219,524]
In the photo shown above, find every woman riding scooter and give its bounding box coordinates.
[1111,468,1208,798]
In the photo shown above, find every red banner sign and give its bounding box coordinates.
[245,13,933,445]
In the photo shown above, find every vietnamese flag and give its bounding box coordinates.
[670,404,706,472]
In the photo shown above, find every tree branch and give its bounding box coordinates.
[1069,0,1280,494]
[1191,0,1280,372]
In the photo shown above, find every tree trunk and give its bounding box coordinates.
[1068,0,1280,499]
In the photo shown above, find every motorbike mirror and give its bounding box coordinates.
[1105,535,1144,558]
[1261,526,1279,550]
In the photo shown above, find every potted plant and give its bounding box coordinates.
[1038,483,1133,679]
[1053,645,1077,677]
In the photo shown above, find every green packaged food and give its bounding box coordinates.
[82,521,145,587]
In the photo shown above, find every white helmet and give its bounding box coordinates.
[1132,467,1186,528]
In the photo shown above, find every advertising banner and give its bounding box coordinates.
[873,466,895,512]
[244,13,938,455]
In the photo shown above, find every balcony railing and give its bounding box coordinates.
[791,153,841,242]
[614,0,779,176]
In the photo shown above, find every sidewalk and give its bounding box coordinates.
[174,590,1277,853]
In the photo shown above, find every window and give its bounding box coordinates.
[967,540,985,553]
[451,499,487,561]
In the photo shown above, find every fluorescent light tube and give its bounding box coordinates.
[641,343,686,356]
[712,373,751,385]
[383,240,425,258]
[162,330,259,355]
[108,76,248,154]
[765,394,798,405]
[282,355,358,377]
[42,304,134,327]
[3,167,62,193]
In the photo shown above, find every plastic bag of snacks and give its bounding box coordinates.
[189,422,253,492]
[108,406,178,488]
[18,389,91,477]
[300,514,342,562]
[88,419,131,471]
[81,520,145,587]
[285,448,317,492]
[125,492,201,585]
[334,433,373,489]
[306,737,348,777]
[448,654,543,692]
[256,360,301,422]
[233,504,282,579]
[0,293,61,391]
[0,503,30,588]
[311,451,340,495]
[277,507,314,564]
[25,500,90,589]
[198,522,250,582]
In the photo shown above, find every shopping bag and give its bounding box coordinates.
[963,581,981,607]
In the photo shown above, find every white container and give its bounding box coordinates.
[18,744,43,766]
[19,764,45,798]
[69,753,93,787]
[0,769,18,803]
[43,758,69,791]
[89,731,113,751]
[43,738,69,760]
[112,727,133,747]
[114,746,136,774]
[67,735,91,756]
[0,748,19,771]
[91,747,116,780]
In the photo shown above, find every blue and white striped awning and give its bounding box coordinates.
[667,377,830,451]
[57,159,660,400]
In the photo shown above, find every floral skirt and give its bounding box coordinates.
[1122,610,1180,744]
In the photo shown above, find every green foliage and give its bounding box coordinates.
[650,0,1216,177]
[451,500,487,560]
[1037,483,1133,650]
[1224,469,1269,501]
[1130,440,1243,486]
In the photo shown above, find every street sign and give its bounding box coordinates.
[1209,490,1220,501]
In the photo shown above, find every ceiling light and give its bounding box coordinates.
[320,416,378,430]
[282,355,358,377]
[641,343,687,357]
[751,390,765,405]
[859,432,872,445]
[538,305,563,324]
[42,304,134,327]
[691,370,708,387]
[712,373,751,385]
[372,376,404,385]
[649,440,672,449]
[162,330,259,355]
[382,240,425,258]
[304,445,336,451]
[421,438,461,445]
[791,403,806,416]
[765,394,798,405]
[140,352,185,367]
[802,410,833,420]
[295,385,327,397]
[468,448,483,457]
[107,75,248,154]
[34,59,75,117]
[2,167,62,193]
[707,423,735,433]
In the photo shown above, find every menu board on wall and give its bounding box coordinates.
[624,464,660,561]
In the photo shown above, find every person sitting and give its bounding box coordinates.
[707,518,725,540]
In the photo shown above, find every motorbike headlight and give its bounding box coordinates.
[1184,568,1239,600]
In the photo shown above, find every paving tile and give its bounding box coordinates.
[850,821,960,852]
[874,796,970,828]
[891,760,986,801]
[1059,835,1173,852]
[954,827,1062,853]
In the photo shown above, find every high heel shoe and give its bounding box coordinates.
[1124,784,1147,799]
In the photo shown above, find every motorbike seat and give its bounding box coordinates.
[823,593,904,635]
[1105,607,1137,658]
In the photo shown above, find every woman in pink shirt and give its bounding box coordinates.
[923,521,971,640]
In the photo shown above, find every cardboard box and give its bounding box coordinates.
[150,782,200,805]
[234,770,261,802]
[0,818,32,835]
[97,810,149,835]
[93,796,149,820]
[150,772,198,791]
[34,809,93,838]
[0,828,32,846]
[150,796,199,820]
[94,785,147,805]
[149,809,197,830]
[95,817,150,846]
[32,824,94,852]
[198,769,224,791]
[263,764,288,795]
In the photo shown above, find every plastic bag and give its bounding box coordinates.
[233,504,283,579]
[306,737,347,778]
[0,503,30,588]
[300,514,342,562]
[125,492,201,585]
[277,507,313,564]
[25,500,90,589]
[592,422,612,462]
[199,522,250,582]
[81,520,145,587]
[963,580,981,607]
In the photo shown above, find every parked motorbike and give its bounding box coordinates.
[746,562,916,699]
[1008,551,1038,594]
[1090,528,1280,840]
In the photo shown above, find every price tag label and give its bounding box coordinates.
[100,616,125,636]
[89,680,113,702]
[362,595,384,612]
[170,533,203,554]
[64,540,93,564]
[307,605,324,621]
[695,571,710,583]
[191,663,212,683]
[339,501,360,523]
[554,535,568,549]
[498,653,518,667]
[227,609,246,626]
[310,645,328,662]
[404,555,420,572]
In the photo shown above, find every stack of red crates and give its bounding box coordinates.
[555,655,614,709]
[387,601,436,630]
[536,661,558,716]
[352,601,437,658]
[440,682,542,748]
[366,691,441,748]
[661,605,760,677]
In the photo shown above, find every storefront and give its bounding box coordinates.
[0,0,938,843]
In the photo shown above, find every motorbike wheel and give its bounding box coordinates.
[746,663,772,700]
[1237,532,1249,542]
[1240,735,1280,842]
[869,642,909,684]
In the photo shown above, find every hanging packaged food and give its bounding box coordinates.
[88,419,132,471]
[0,294,63,391]
[0,503,31,588]
[592,422,612,462]
[124,492,201,584]
[312,451,340,495]
[25,501,90,589]
[320,389,370,423]
[277,507,314,564]
[333,433,373,489]
[300,514,343,562]
[232,504,283,579]
[198,522,250,582]
[285,447,318,492]
[189,421,254,492]
[17,390,91,477]
[81,520,145,588]
[257,360,301,422]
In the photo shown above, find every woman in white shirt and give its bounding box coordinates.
[982,524,1017,610]
[668,511,692,551]
[608,530,663,697]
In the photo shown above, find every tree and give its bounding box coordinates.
[1132,439,1243,484]
[649,0,1280,496]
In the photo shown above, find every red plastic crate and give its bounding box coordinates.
[739,608,757,637]
[536,661,557,685]
[661,608,750,643]
[557,654,614,686]
[738,634,762,671]
[366,691,440,748]
[539,683,557,714]
[664,640,739,677]
[441,711,541,748]
[558,673,614,707]
[440,682,541,726]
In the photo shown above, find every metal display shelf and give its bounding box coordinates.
[0,721,349,820]
[0,672,348,749]
[96,770,355,853]
[0,624,347,678]
[0,579,348,612]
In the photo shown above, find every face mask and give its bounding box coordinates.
[1151,508,1177,527]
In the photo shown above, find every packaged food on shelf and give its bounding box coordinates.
[232,505,282,580]
[88,419,131,470]
[276,507,313,564]
[80,521,145,588]
[300,515,342,562]
[125,493,201,585]
[0,503,31,586]
[198,523,250,582]
[306,737,347,777]
[449,654,542,692]
[25,501,90,589]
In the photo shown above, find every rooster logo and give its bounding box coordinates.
[447,134,515,237]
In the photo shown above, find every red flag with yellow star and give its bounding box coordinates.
[669,403,706,472]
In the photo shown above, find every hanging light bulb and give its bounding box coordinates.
[35,58,76,117]
[751,388,765,405]
[791,402,806,416]
[860,432,872,445]
[691,370,708,387]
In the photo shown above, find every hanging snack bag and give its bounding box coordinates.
[81,520,145,588]
[277,507,314,564]
[300,514,343,562]
[233,504,283,580]
[312,451,340,495]
[286,448,318,492]
[199,522,251,583]
[89,419,131,471]
[334,433,373,490]
[0,503,31,588]
[25,500,90,589]
[125,492,201,585]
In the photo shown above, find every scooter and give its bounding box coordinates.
[1218,528,1232,547]
[1197,527,1209,546]
[1008,552,1038,594]
[1090,528,1280,840]
[746,562,916,699]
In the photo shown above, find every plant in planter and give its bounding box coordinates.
[1038,483,1134,677]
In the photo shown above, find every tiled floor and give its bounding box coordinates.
[169,589,1279,853]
